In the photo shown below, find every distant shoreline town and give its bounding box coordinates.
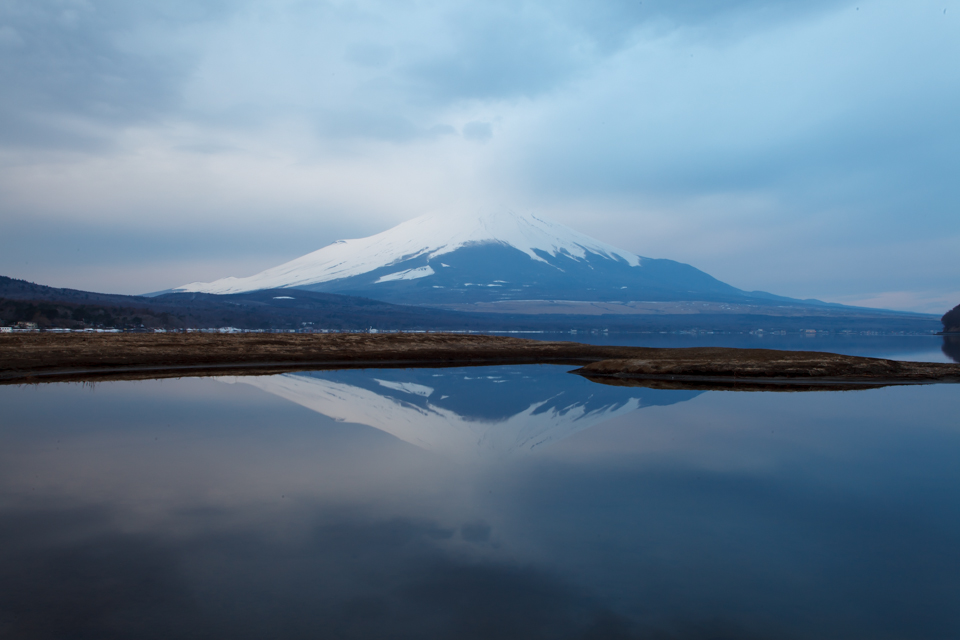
[0,322,938,337]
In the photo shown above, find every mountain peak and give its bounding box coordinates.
[175,209,642,294]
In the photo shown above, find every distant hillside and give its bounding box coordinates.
[0,276,493,331]
[0,275,943,334]
[0,276,155,306]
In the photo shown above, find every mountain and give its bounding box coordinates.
[219,366,701,457]
[171,209,802,307]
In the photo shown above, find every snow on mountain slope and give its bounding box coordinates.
[175,209,642,294]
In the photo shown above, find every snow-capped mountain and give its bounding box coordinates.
[173,209,776,305]
[217,366,700,457]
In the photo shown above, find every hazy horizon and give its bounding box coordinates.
[1,1,958,313]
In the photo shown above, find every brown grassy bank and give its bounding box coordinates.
[0,333,630,384]
[1,332,959,388]
[573,348,960,390]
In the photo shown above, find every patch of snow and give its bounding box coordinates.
[273,296,295,299]
[375,265,435,283]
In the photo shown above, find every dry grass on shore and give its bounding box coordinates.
[2,332,959,389]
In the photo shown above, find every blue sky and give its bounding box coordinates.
[0,0,957,312]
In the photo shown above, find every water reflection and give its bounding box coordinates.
[0,505,641,639]
[218,366,701,456]
[1,372,959,638]
[942,334,960,363]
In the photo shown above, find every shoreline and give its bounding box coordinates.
[2,332,959,389]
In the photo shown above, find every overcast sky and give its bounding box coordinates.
[1,0,957,312]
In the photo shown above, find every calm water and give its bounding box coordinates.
[2,337,959,639]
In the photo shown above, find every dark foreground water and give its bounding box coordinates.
[2,338,959,639]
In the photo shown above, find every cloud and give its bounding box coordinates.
[0,0,853,149]
[0,25,24,47]
[462,121,493,141]
[510,3,960,201]
[0,1,236,150]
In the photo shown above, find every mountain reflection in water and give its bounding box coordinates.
[1,367,959,639]
[218,366,701,456]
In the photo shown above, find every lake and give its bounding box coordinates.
[2,335,959,638]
